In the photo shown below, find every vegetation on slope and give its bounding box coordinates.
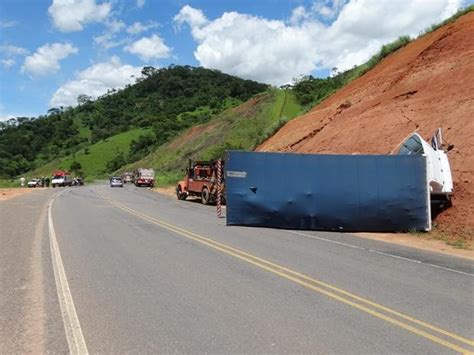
[292,35,411,109]
[26,128,150,179]
[0,65,268,178]
[119,89,301,185]
[292,5,473,109]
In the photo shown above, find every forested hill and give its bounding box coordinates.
[0,65,268,178]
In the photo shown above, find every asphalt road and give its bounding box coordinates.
[1,184,473,353]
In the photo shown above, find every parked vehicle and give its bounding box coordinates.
[134,168,154,187]
[51,170,73,187]
[176,160,225,205]
[110,176,123,188]
[27,178,42,188]
[122,172,133,184]
[72,177,84,186]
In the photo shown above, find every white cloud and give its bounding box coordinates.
[312,0,347,19]
[1,59,15,68]
[136,0,145,8]
[21,43,78,77]
[0,45,28,57]
[290,6,309,25]
[50,56,142,108]
[94,19,126,48]
[0,20,18,28]
[174,0,462,85]
[124,34,171,61]
[126,21,158,35]
[173,5,208,32]
[48,0,111,32]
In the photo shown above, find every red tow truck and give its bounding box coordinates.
[176,160,225,205]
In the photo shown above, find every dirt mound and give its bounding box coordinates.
[259,13,474,236]
[167,122,223,150]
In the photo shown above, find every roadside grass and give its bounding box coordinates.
[154,172,183,187]
[409,227,472,250]
[0,179,21,188]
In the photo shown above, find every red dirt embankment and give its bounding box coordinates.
[259,13,474,237]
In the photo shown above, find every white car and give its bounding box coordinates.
[27,179,41,188]
[110,177,123,187]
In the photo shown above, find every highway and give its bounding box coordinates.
[1,184,473,353]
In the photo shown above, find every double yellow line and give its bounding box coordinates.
[99,190,474,353]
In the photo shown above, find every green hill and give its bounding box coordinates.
[120,89,301,186]
[0,65,268,179]
[26,128,150,180]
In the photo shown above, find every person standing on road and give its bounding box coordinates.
[20,177,25,187]
[45,177,50,188]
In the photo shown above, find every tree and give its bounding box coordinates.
[77,94,92,106]
[141,66,158,78]
[47,107,62,116]
[106,152,127,172]
[70,160,82,173]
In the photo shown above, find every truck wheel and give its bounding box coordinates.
[177,186,187,200]
[201,187,210,205]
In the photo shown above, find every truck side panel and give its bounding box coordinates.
[225,151,430,232]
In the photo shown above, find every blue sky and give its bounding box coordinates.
[0,0,471,120]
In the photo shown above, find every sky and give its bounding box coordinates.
[0,0,471,120]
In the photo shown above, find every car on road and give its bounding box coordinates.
[110,177,123,188]
[27,178,42,188]
[122,172,133,184]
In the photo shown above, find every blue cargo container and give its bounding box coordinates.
[225,151,430,232]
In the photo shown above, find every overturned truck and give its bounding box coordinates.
[225,129,453,232]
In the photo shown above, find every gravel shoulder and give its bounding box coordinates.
[0,188,41,201]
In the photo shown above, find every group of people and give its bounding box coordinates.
[20,176,50,187]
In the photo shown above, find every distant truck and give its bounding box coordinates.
[51,170,73,187]
[176,160,225,205]
[134,168,155,187]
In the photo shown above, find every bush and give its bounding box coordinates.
[106,151,127,172]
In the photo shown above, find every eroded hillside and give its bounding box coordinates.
[259,12,474,236]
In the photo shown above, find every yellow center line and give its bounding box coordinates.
[98,189,474,354]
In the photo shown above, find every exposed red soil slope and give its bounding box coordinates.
[258,13,474,237]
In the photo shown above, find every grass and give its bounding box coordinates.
[27,128,150,179]
[73,114,92,140]
[409,226,472,250]
[422,5,474,35]
[0,179,22,188]
[119,89,302,186]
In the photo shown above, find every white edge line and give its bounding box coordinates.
[48,189,89,354]
[287,230,474,277]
